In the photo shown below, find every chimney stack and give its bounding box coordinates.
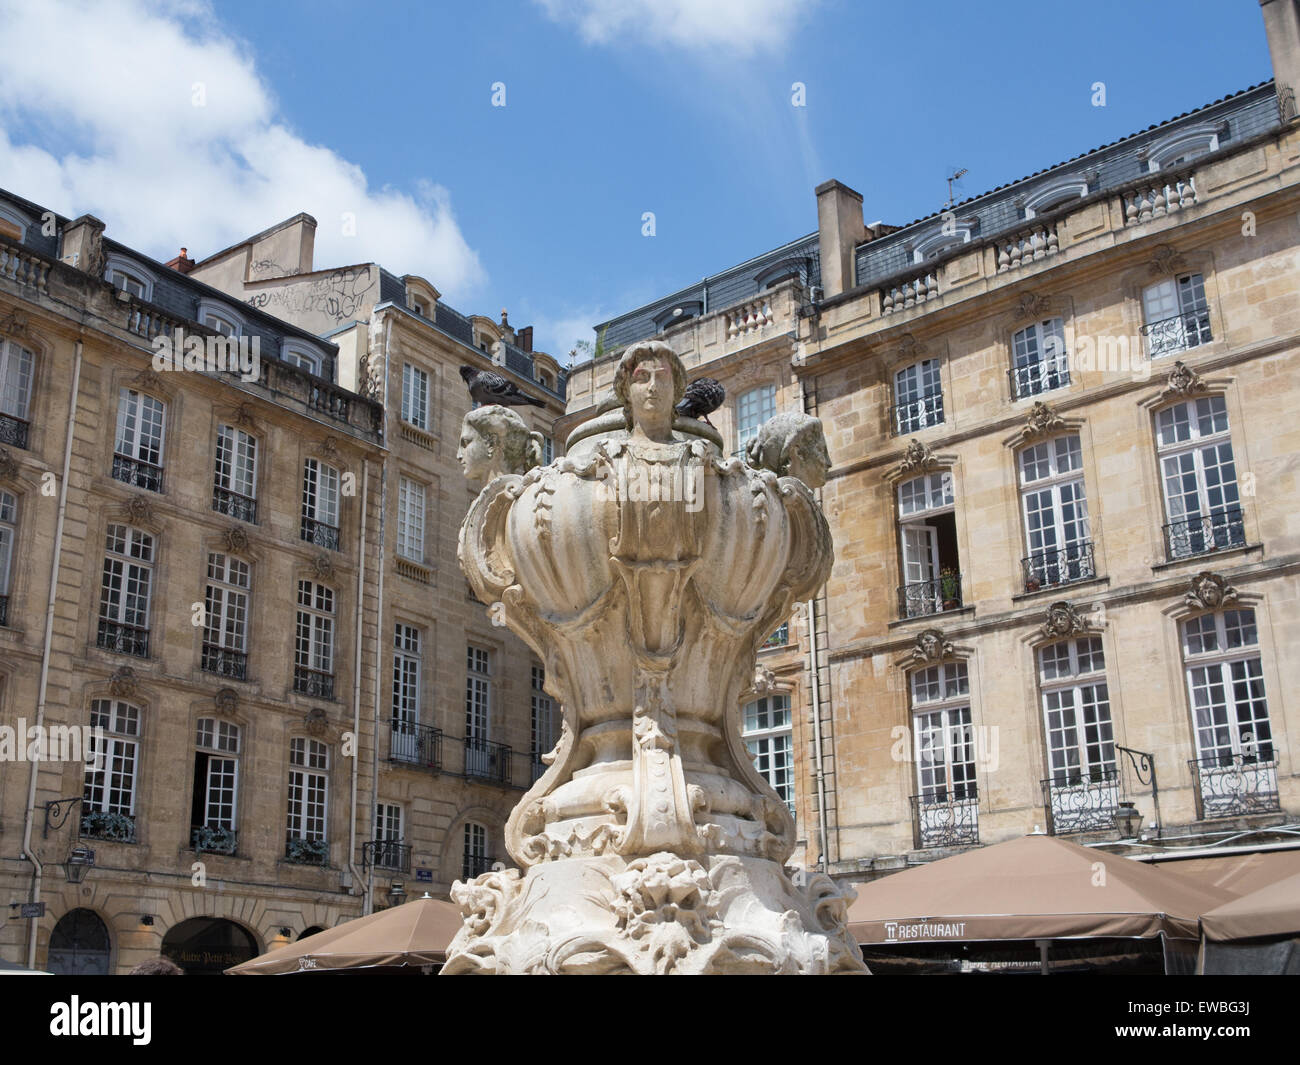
[1261,0,1300,121]
[60,214,106,277]
[166,247,196,274]
[815,180,866,299]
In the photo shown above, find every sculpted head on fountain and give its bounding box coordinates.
[613,341,687,444]
[457,404,545,482]
[745,410,833,488]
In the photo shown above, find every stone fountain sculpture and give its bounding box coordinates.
[445,341,865,974]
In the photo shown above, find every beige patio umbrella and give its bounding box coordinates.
[226,894,463,974]
[848,834,1235,945]
[1200,871,1300,942]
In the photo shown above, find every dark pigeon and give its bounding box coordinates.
[460,365,545,407]
[675,377,725,425]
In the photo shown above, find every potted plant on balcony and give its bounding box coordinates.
[285,837,329,865]
[192,824,237,856]
[80,809,135,842]
[939,567,960,610]
[1025,573,1041,592]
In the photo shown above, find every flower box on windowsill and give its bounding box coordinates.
[191,825,237,856]
[284,838,329,865]
[81,810,136,843]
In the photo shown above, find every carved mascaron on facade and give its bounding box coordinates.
[445,341,864,974]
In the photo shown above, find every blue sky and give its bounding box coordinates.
[0,0,1273,359]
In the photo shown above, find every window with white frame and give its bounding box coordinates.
[1018,435,1093,590]
[897,471,960,618]
[282,342,323,376]
[742,693,794,817]
[402,364,429,431]
[910,662,979,848]
[893,359,943,435]
[1155,396,1243,560]
[301,458,341,551]
[0,490,16,625]
[83,699,140,840]
[390,623,422,763]
[1146,127,1220,171]
[201,310,241,337]
[1022,178,1089,218]
[0,335,34,448]
[1182,608,1278,818]
[286,737,329,858]
[462,821,488,879]
[294,580,335,699]
[98,524,153,657]
[1142,274,1211,358]
[735,385,776,454]
[372,802,405,871]
[396,477,425,562]
[112,388,166,492]
[1038,637,1117,832]
[1010,318,1069,399]
[213,424,258,523]
[191,718,240,853]
[530,664,557,780]
[542,434,555,465]
[202,553,250,680]
[465,645,490,743]
[106,264,149,300]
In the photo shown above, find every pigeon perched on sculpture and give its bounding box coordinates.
[674,376,725,425]
[460,364,545,407]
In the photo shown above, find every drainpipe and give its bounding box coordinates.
[22,338,82,969]
[346,459,369,907]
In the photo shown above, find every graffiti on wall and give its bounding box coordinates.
[246,265,373,324]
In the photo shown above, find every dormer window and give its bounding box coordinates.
[282,341,324,377]
[0,204,29,242]
[103,255,154,301]
[1145,125,1222,171]
[1021,177,1090,218]
[410,298,427,317]
[911,224,974,264]
[197,299,246,338]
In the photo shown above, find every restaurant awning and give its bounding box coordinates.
[1141,847,1300,896]
[1201,871,1300,942]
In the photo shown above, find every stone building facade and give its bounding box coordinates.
[562,6,1300,882]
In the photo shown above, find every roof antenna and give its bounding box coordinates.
[945,167,968,210]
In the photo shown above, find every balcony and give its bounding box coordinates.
[301,517,340,552]
[81,810,136,843]
[1008,359,1070,400]
[97,619,149,658]
[1141,307,1212,359]
[201,644,248,681]
[363,840,412,873]
[1022,542,1096,592]
[213,485,257,524]
[1189,754,1280,821]
[190,824,238,856]
[880,267,939,316]
[112,453,164,493]
[910,785,979,849]
[898,572,963,619]
[464,736,512,786]
[389,721,443,770]
[293,666,335,700]
[1041,767,1121,835]
[0,412,29,450]
[284,837,329,865]
[1163,508,1245,562]
[890,392,944,436]
[462,854,497,880]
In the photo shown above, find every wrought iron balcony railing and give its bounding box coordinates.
[464,736,512,786]
[1022,541,1096,592]
[898,573,963,619]
[890,392,945,436]
[212,485,257,524]
[1188,754,1280,821]
[911,785,979,849]
[97,619,150,658]
[0,412,29,450]
[462,854,497,880]
[1041,767,1121,835]
[1163,508,1245,562]
[1008,359,1070,400]
[112,453,164,493]
[389,721,443,770]
[201,644,248,681]
[293,666,335,700]
[1142,308,1212,359]
[363,840,412,873]
[190,824,238,855]
[301,517,340,552]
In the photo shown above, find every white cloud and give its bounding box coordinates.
[0,0,484,299]
[527,305,611,363]
[533,0,814,55]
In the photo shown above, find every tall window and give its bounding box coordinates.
[735,385,776,454]
[897,472,960,618]
[1039,637,1117,834]
[294,581,335,699]
[542,434,555,465]
[83,699,139,842]
[465,645,498,780]
[1010,318,1069,399]
[910,662,979,848]
[372,802,406,871]
[202,553,250,680]
[301,458,341,551]
[1142,273,1211,358]
[462,821,488,879]
[892,359,943,435]
[213,425,258,523]
[98,524,153,657]
[391,623,422,764]
[0,336,34,449]
[286,737,329,863]
[112,388,166,492]
[742,693,794,817]
[1182,608,1278,818]
[402,364,429,431]
[191,718,239,854]
[1155,396,1243,560]
[397,477,426,562]
[0,490,15,627]
[1018,435,1093,590]
[530,664,557,782]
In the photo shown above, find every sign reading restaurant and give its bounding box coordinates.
[883,921,968,942]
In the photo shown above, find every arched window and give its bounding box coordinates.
[1146,125,1221,171]
[1022,178,1090,218]
[1018,435,1093,591]
[48,909,111,975]
[282,341,324,377]
[103,255,154,301]
[911,224,974,263]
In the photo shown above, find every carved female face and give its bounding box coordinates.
[627,354,674,437]
[458,425,494,481]
[786,426,831,488]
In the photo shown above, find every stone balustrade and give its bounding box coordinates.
[1122,172,1197,225]
[725,297,773,339]
[0,237,50,292]
[995,219,1060,273]
[880,269,939,315]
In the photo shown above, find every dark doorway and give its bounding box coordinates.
[162,916,258,974]
[47,908,111,974]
